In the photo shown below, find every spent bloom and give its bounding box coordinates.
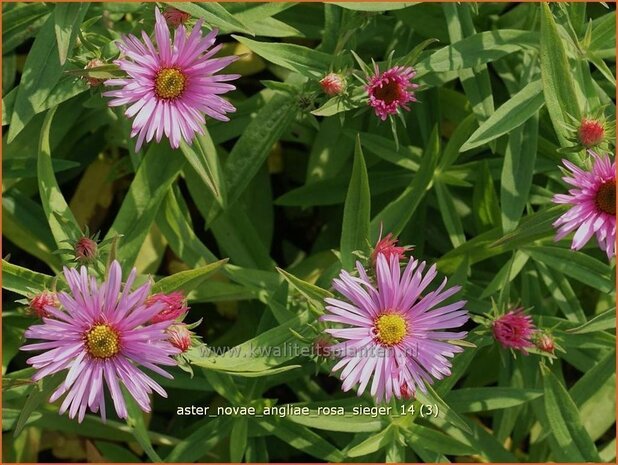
[21,261,180,422]
[492,308,536,354]
[371,231,411,265]
[147,291,189,323]
[163,7,191,27]
[319,73,345,96]
[366,64,418,120]
[104,8,239,151]
[322,254,468,402]
[552,151,616,259]
[29,291,59,319]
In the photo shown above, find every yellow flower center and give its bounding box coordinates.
[85,324,120,359]
[374,313,407,346]
[154,68,186,100]
[595,180,616,215]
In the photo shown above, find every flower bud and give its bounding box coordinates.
[167,324,192,352]
[319,73,345,96]
[147,291,189,323]
[163,7,191,28]
[74,236,98,262]
[578,118,605,148]
[29,291,59,318]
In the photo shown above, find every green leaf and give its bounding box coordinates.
[525,246,614,293]
[2,3,50,55]
[37,107,82,259]
[233,35,331,79]
[542,368,601,462]
[276,267,333,302]
[188,310,311,373]
[13,373,64,437]
[567,308,615,334]
[1,260,54,296]
[540,3,582,146]
[333,2,416,11]
[53,3,90,65]
[340,135,370,269]
[417,383,471,434]
[435,181,466,248]
[471,159,501,233]
[370,126,439,238]
[347,425,395,458]
[257,417,345,461]
[445,387,543,413]
[230,417,248,462]
[104,145,185,269]
[461,80,544,151]
[416,30,538,75]
[123,388,162,463]
[180,131,227,208]
[500,113,538,232]
[168,2,252,35]
[404,424,476,456]
[151,259,228,295]
[166,417,232,462]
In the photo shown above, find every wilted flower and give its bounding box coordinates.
[370,231,411,265]
[162,7,191,27]
[147,291,189,323]
[167,324,192,352]
[492,308,536,354]
[21,261,179,422]
[366,64,418,120]
[322,254,468,402]
[552,151,616,259]
[29,291,59,319]
[319,73,345,96]
[104,8,239,151]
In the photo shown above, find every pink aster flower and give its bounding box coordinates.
[104,8,239,151]
[21,261,180,423]
[492,308,535,354]
[322,254,468,402]
[366,64,418,120]
[552,151,616,259]
[147,291,189,323]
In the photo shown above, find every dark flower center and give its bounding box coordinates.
[595,180,616,215]
[155,68,186,100]
[374,81,401,104]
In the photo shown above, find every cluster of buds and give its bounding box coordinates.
[491,307,558,356]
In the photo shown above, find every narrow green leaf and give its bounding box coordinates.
[233,35,330,79]
[14,373,64,437]
[542,368,601,462]
[540,3,582,146]
[124,389,162,463]
[370,126,439,238]
[53,3,90,65]
[1,260,54,296]
[347,425,395,458]
[151,259,228,295]
[340,135,370,269]
[404,424,476,456]
[567,308,615,334]
[445,387,543,413]
[104,145,185,269]
[230,417,248,462]
[37,107,82,259]
[435,181,466,248]
[276,267,333,302]
[461,80,543,151]
[169,2,252,34]
[417,383,472,434]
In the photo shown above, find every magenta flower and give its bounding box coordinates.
[552,151,616,259]
[492,308,536,354]
[366,64,418,120]
[322,254,468,402]
[370,231,412,266]
[21,262,180,423]
[104,8,239,151]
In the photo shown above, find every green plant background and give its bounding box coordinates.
[2,2,616,463]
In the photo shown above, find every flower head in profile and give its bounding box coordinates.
[21,262,180,423]
[322,254,468,402]
[370,230,412,266]
[552,151,616,259]
[319,72,345,96]
[29,291,59,319]
[492,308,535,354]
[147,291,189,323]
[366,64,418,120]
[104,8,239,151]
[163,7,191,27]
